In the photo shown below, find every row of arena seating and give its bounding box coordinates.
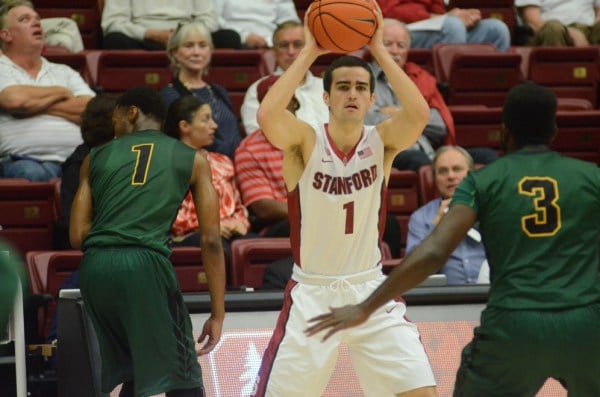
[44,44,600,116]
[43,45,600,162]
[33,0,520,49]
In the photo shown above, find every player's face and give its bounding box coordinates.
[1,6,44,50]
[181,104,217,150]
[382,23,410,69]
[171,32,212,74]
[325,67,374,121]
[274,26,304,71]
[434,149,470,199]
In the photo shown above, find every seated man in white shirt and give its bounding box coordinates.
[240,20,328,135]
[407,146,488,285]
[0,1,95,181]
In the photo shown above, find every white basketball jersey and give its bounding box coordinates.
[288,123,386,276]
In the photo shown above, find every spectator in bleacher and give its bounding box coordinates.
[379,0,511,52]
[367,18,498,172]
[240,20,328,135]
[406,146,488,285]
[0,0,95,181]
[516,0,600,46]
[214,0,300,49]
[236,76,295,238]
[101,0,242,50]
[236,76,403,257]
[54,94,116,250]
[160,21,241,159]
[165,95,253,262]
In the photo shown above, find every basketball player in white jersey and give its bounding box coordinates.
[251,4,438,397]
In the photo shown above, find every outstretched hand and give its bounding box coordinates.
[304,304,370,342]
[196,316,223,356]
[368,0,385,51]
[303,3,330,57]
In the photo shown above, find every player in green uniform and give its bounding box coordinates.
[305,82,600,396]
[70,87,226,397]
[0,239,24,333]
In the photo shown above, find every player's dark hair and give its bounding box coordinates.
[164,95,209,139]
[116,86,167,124]
[323,55,374,94]
[80,93,117,147]
[502,82,557,147]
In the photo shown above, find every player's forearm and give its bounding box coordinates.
[257,48,317,122]
[361,237,447,316]
[362,205,475,315]
[201,236,226,320]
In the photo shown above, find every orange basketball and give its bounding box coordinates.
[307,0,378,53]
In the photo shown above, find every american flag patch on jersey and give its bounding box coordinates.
[357,147,373,159]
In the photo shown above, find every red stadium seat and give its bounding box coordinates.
[527,47,599,108]
[449,105,504,150]
[0,179,59,256]
[387,169,419,256]
[433,43,524,107]
[230,238,292,289]
[433,43,497,83]
[34,0,103,49]
[43,51,94,85]
[169,247,212,293]
[553,110,600,164]
[418,165,436,205]
[94,50,172,94]
[25,250,82,339]
[205,49,270,118]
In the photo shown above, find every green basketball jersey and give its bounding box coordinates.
[452,149,600,310]
[83,130,196,256]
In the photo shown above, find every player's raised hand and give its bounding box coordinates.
[304,304,370,341]
[196,316,223,355]
[303,3,330,57]
[368,0,385,51]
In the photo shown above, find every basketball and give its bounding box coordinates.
[307,0,378,53]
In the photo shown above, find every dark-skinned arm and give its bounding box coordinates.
[69,156,93,249]
[305,204,477,340]
[190,152,226,355]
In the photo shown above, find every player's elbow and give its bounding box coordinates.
[201,233,224,255]
[256,105,270,130]
[414,103,430,130]
[69,229,84,250]
[69,220,90,250]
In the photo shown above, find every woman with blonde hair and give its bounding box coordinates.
[160,22,241,159]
